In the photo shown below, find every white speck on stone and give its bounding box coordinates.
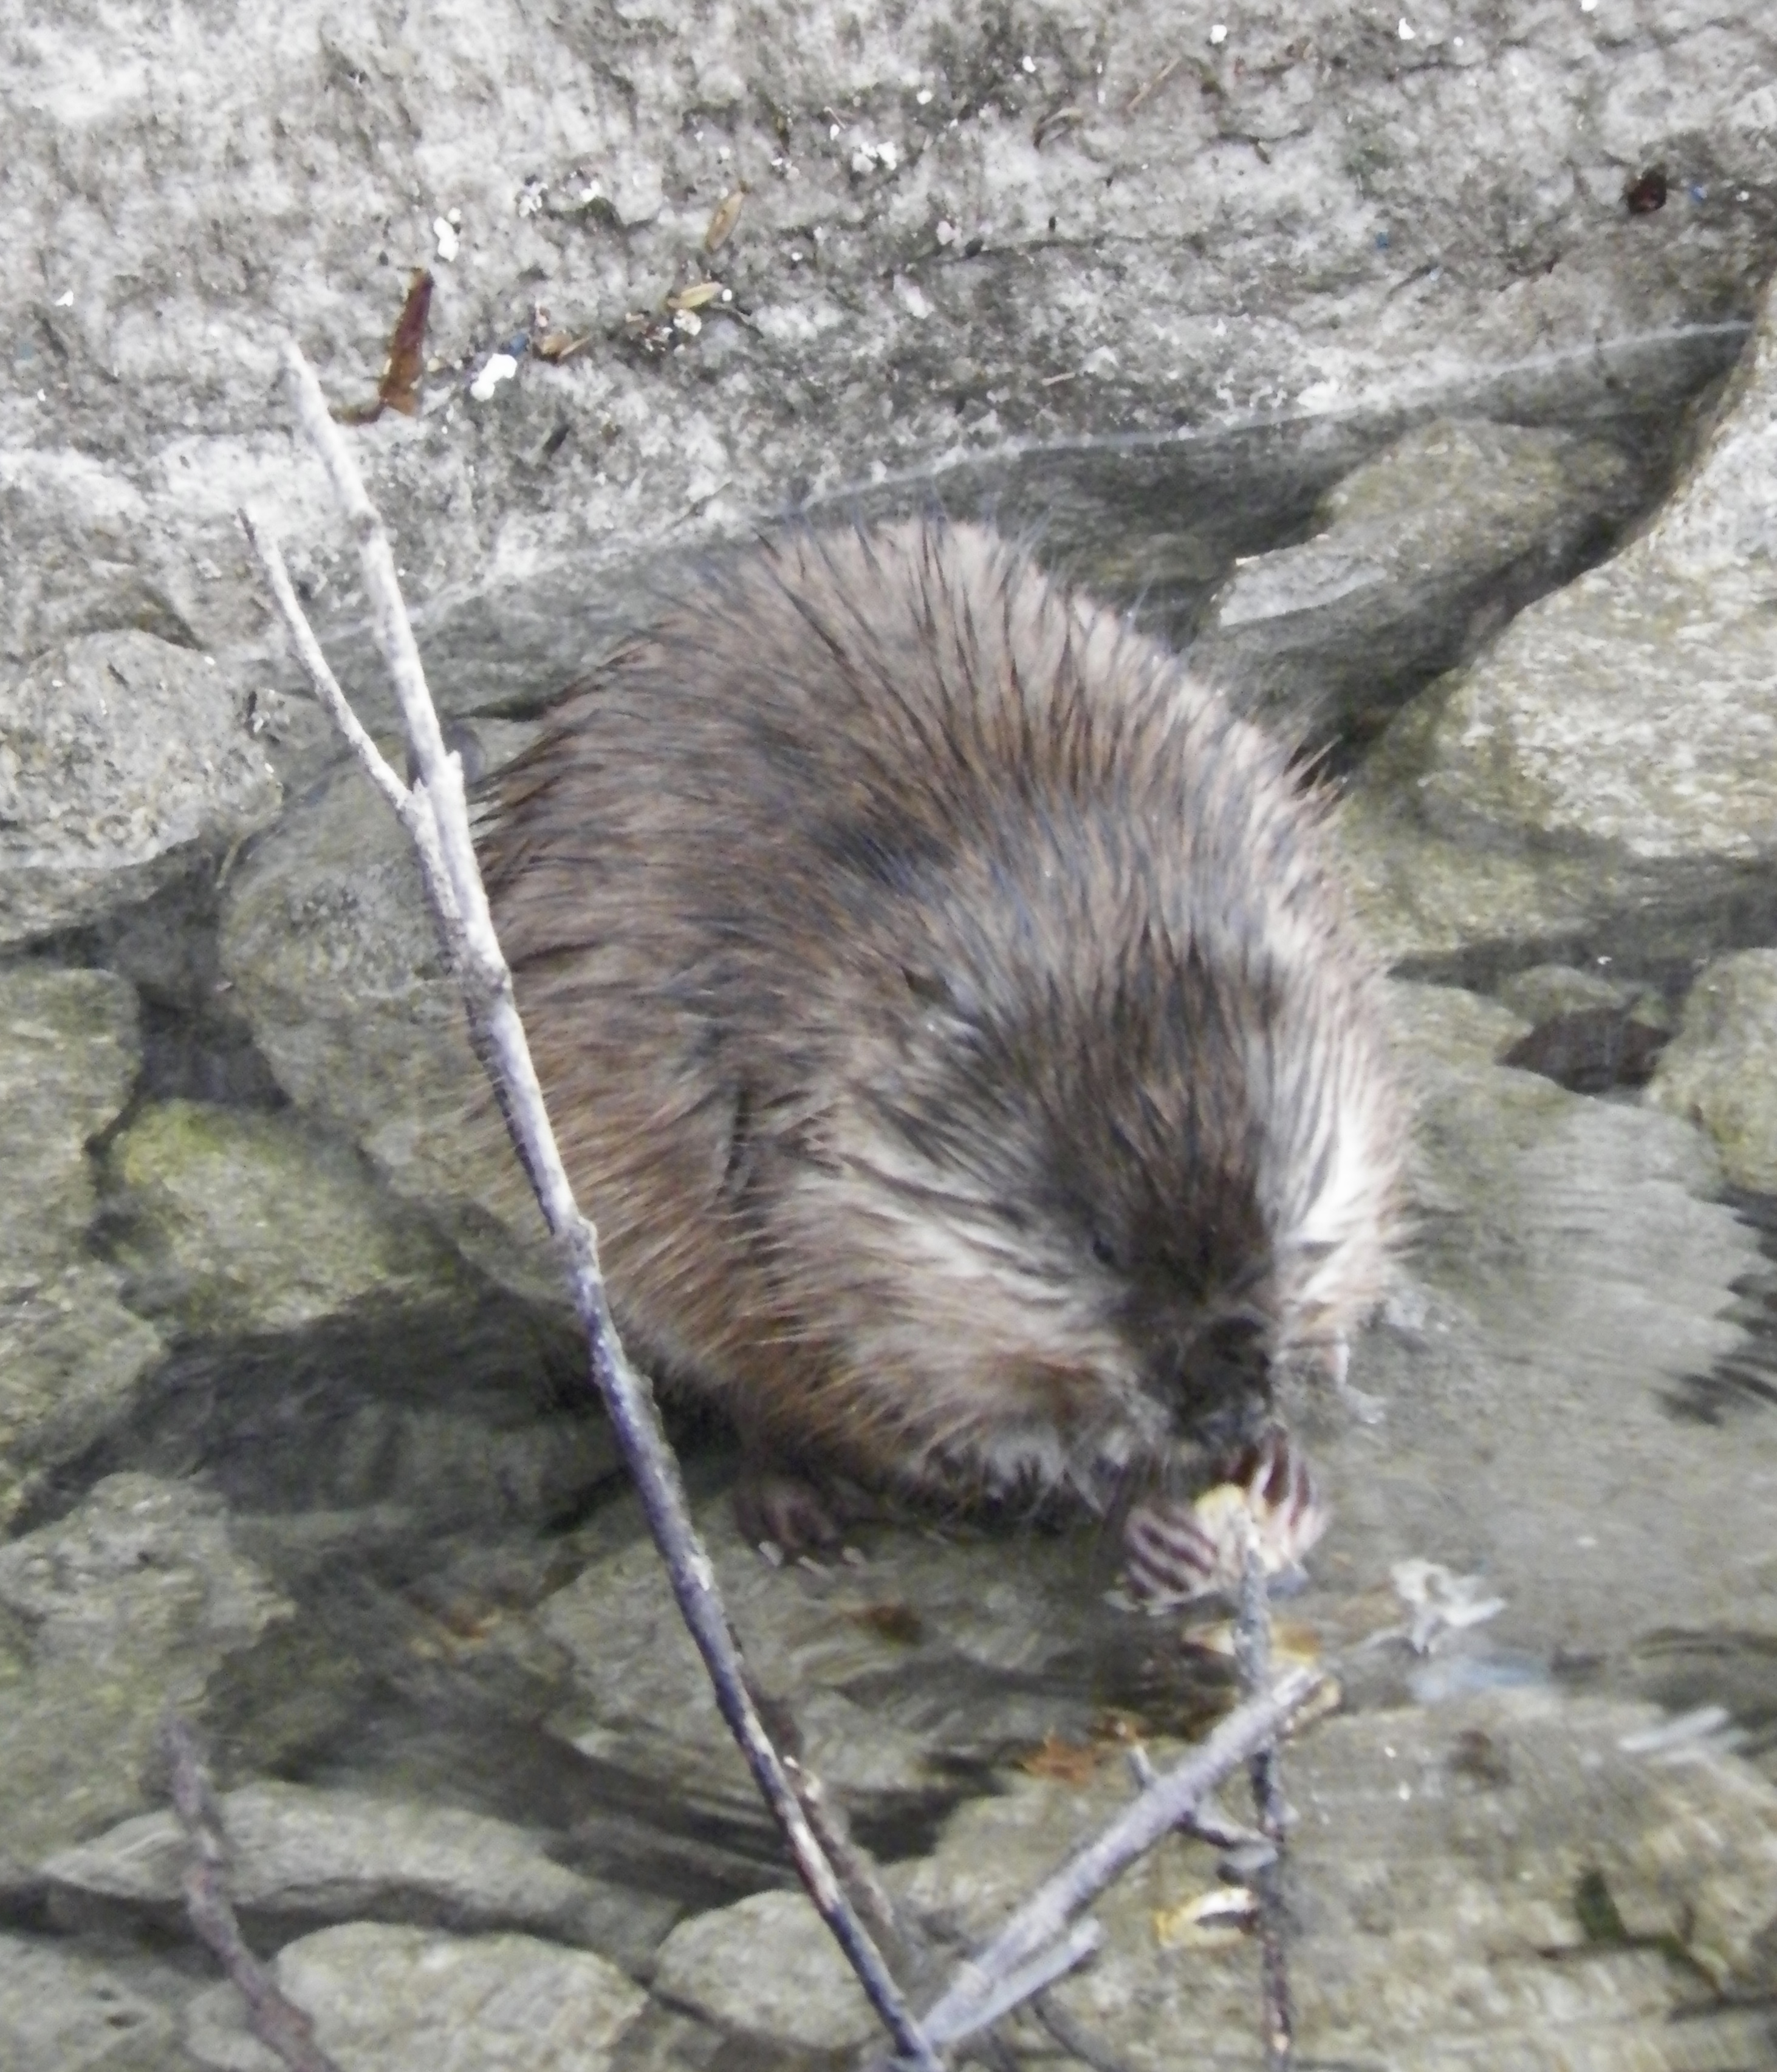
[53,289,73,307]
[447,207,462,227]
[893,275,932,319]
[829,122,840,139]
[1208,22,1228,44]
[673,309,702,335]
[935,219,956,245]
[432,217,459,262]
[917,87,933,104]
[468,352,518,402]
[1021,53,1036,72]
[1397,18,1416,39]
[1580,0,1597,9]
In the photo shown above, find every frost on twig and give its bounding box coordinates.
[162,1718,343,2072]
[247,340,936,2072]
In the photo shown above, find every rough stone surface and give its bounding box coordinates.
[1187,417,1638,738]
[1352,268,1777,966]
[0,1933,178,2072]
[183,1924,645,2072]
[0,631,282,945]
[103,1099,481,1338]
[44,1782,671,1964]
[2,1,1773,734]
[895,1689,1777,2068]
[216,756,553,1303]
[1646,949,1777,1192]
[0,1475,290,1893]
[536,1486,1116,1826]
[1498,961,1636,1022]
[0,967,164,1530]
[650,1890,875,2051]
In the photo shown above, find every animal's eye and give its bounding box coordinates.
[1089,1231,1120,1271]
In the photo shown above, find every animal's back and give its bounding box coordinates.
[480,519,1402,1504]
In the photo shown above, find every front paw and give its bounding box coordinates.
[1121,1426,1329,1607]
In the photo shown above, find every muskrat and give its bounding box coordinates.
[479,519,1403,1564]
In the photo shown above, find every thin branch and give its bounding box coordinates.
[1236,1536,1295,2070]
[918,1663,1326,2047]
[256,340,937,2072]
[162,1718,343,2072]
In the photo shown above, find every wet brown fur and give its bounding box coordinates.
[478,520,1404,1511]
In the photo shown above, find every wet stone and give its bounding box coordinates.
[533,1487,1140,1833]
[102,1099,482,1338]
[0,967,163,1529]
[0,631,282,946]
[86,1095,615,1540]
[650,1890,877,2051]
[0,1932,177,2072]
[895,1689,1777,2069]
[44,1780,676,1968]
[1311,983,1773,1686]
[183,1923,646,2072]
[1646,949,1777,1193]
[216,757,556,1307]
[0,1475,290,1897]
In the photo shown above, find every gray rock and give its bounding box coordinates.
[1357,269,1777,958]
[0,1475,290,1893]
[183,1923,646,2072]
[1497,962,1634,1023]
[2,0,1772,733]
[0,632,281,946]
[650,1890,875,2051]
[92,1108,615,1540]
[1188,419,1637,738]
[895,1689,1777,2067]
[0,1933,177,2072]
[102,1099,482,1338]
[0,968,164,1528]
[44,1782,673,1965]
[217,757,555,1305]
[1646,949,1777,1192]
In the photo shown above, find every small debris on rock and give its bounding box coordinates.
[469,352,518,401]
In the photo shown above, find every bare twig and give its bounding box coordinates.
[918,1663,1327,2047]
[251,340,937,2072]
[162,1718,343,2072]
[1235,1536,1295,2070]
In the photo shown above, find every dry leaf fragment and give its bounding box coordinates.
[331,267,436,424]
[667,280,725,312]
[378,268,434,415]
[1152,1886,1258,1949]
[705,186,747,251]
[849,1600,924,1645]
[1018,1732,1103,1785]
